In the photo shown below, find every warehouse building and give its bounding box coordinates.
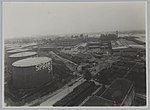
[82,78,135,106]
[111,39,146,57]
[53,81,96,106]
[12,57,53,89]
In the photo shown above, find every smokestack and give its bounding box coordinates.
[116,31,119,38]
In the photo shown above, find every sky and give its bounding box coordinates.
[3,2,146,39]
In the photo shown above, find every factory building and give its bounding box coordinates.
[54,38,82,47]
[12,57,53,89]
[53,81,96,106]
[112,46,145,58]
[82,78,135,106]
[111,39,146,57]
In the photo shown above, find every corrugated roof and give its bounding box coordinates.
[82,96,114,106]
[12,57,52,67]
[100,78,133,105]
[9,52,37,58]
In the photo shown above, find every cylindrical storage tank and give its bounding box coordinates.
[5,46,22,64]
[6,49,31,69]
[5,44,22,51]
[5,44,20,48]
[12,57,53,89]
[6,47,20,51]
[7,52,37,84]
[7,48,30,55]
[9,52,38,66]
[5,44,22,52]
[32,46,39,51]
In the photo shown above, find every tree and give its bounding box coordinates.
[98,74,110,88]
[81,67,92,81]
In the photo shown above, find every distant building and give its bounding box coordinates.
[54,36,99,47]
[100,34,118,41]
[87,41,111,49]
[54,38,82,47]
[111,39,146,56]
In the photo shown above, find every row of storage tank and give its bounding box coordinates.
[5,44,53,89]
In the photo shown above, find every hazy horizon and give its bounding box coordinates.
[3,2,146,39]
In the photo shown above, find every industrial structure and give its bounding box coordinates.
[12,57,53,89]
[5,48,31,69]
[53,81,96,106]
[9,52,37,66]
[7,49,31,54]
[4,30,146,106]
[82,78,135,106]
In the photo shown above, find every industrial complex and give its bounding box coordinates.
[4,31,146,106]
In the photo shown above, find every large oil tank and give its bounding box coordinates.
[9,52,37,66]
[6,46,21,51]
[5,44,22,52]
[12,57,53,89]
[7,48,30,55]
[6,49,31,68]
[6,47,18,51]
[5,46,23,64]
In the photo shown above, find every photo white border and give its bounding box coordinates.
[1,0,149,109]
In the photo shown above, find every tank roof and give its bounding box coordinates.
[21,42,37,48]
[6,46,22,51]
[9,52,37,58]
[7,49,30,54]
[12,57,52,67]
[5,44,20,48]
[82,96,114,106]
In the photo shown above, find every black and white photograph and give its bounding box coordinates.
[2,1,147,107]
